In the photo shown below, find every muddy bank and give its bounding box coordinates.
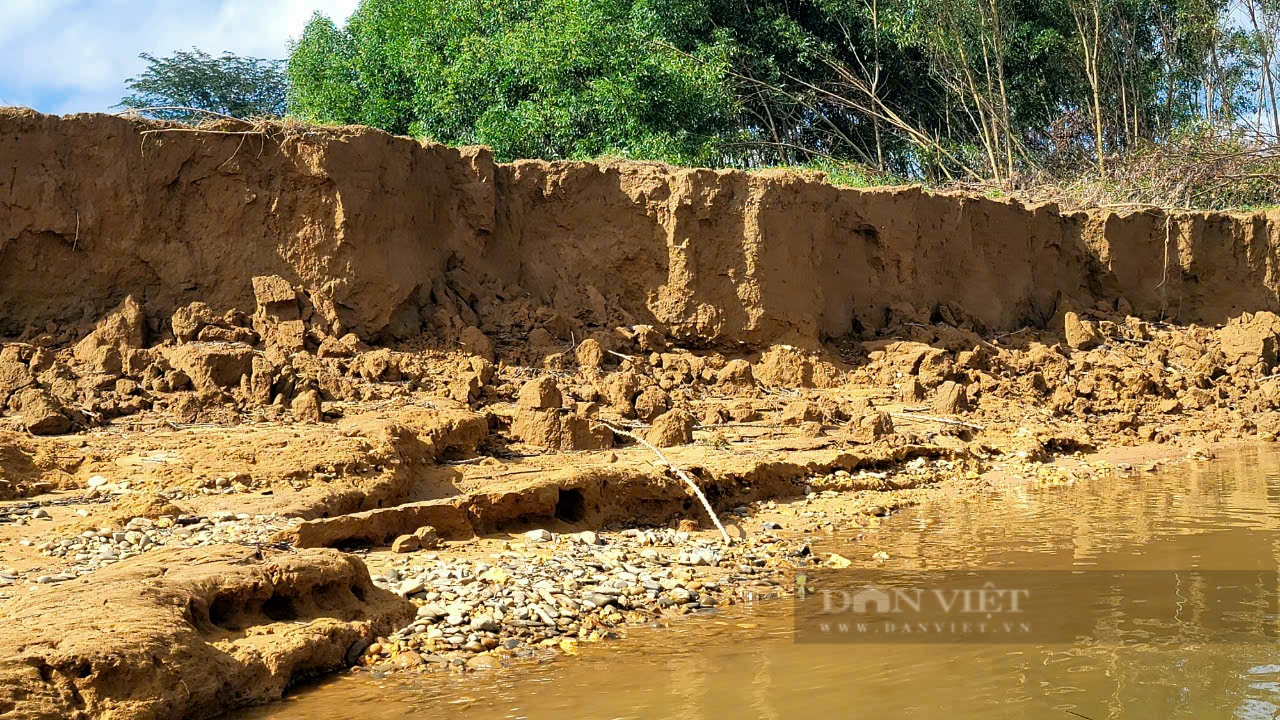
[2,109,1278,347]
[0,546,411,720]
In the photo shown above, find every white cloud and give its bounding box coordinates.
[0,0,361,113]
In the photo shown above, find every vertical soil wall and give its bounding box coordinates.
[2,108,1277,345]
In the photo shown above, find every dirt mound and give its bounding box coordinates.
[0,545,412,720]
[0,264,504,435]
[0,431,76,499]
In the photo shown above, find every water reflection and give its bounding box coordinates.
[240,447,1280,720]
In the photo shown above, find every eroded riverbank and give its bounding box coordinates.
[237,446,1280,720]
[4,297,1277,718]
[4,112,1280,719]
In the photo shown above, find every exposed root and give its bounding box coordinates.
[138,128,269,137]
[114,106,251,123]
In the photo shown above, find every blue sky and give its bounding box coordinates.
[0,0,360,115]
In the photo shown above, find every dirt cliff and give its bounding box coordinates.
[3,109,1277,349]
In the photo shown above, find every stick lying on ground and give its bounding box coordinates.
[595,420,733,545]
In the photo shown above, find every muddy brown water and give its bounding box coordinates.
[241,448,1280,719]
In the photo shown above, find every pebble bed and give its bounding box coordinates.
[359,523,812,674]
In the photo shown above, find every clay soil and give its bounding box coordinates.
[2,110,1280,719]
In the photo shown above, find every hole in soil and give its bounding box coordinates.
[209,595,237,630]
[262,594,299,622]
[554,488,587,524]
[439,447,471,462]
[312,582,345,611]
[333,538,374,552]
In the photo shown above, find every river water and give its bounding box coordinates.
[242,447,1280,719]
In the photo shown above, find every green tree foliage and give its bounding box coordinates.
[287,0,1280,182]
[287,0,738,163]
[117,49,287,121]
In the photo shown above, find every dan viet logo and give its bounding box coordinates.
[793,569,1280,645]
[833,582,1031,615]
[809,582,1034,639]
